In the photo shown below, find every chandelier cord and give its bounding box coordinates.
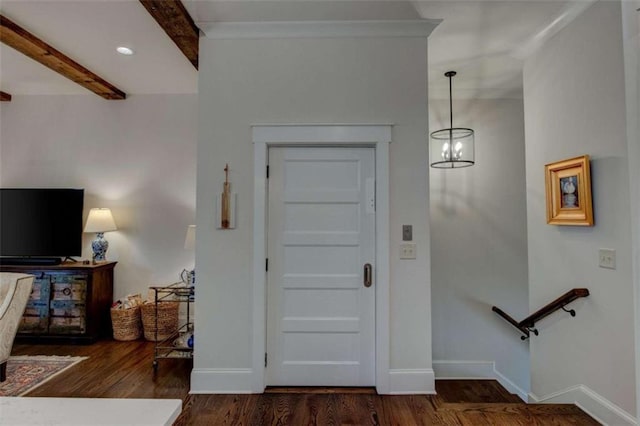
[449,73,453,131]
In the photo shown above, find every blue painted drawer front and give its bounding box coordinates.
[49,317,86,334]
[50,274,87,302]
[49,299,87,334]
[24,301,48,315]
[18,302,49,334]
[28,276,51,303]
[50,300,86,318]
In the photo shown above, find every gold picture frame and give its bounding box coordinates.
[545,155,593,226]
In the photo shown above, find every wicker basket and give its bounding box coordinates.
[111,306,142,341]
[141,301,179,341]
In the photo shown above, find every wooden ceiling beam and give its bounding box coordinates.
[139,0,199,69]
[0,91,11,102]
[0,14,126,100]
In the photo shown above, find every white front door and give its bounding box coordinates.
[266,146,376,386]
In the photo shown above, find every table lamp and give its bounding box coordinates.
[184,225,196,250]
[84,208,117,261]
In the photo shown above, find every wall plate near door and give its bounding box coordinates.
[402,225,412,241]
[598,248,616,269]
[400,243,416,260]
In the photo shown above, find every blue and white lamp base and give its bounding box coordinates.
[91,232,109,261]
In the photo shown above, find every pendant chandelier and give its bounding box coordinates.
[430,71,475,168]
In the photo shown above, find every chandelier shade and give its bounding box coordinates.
[430,71,475,168]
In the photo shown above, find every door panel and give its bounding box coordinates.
[266,147,375,386]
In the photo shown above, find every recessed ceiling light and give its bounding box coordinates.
[116,46,134,56]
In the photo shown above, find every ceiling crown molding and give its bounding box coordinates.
[198,19,441,40]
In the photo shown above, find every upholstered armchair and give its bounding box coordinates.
[0,273,34,382]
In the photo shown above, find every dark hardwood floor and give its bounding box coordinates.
[12,339,191,399]
[11,340,598,425]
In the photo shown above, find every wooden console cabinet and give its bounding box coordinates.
[0,261,116,344]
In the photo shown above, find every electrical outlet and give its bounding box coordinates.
[400,243,416,260]
[599,248,616,269]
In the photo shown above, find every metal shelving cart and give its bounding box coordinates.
[149,284,194,371]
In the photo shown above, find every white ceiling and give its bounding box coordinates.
[0,0,595,99]
[418,0,595,99]
[0,1,198,95]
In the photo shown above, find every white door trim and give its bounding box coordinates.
[252,124,391,394]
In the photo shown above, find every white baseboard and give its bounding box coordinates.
[190,368,254,394]
[433,360,528,402]
[529,385,637,426]
[387,369,435,394]
[190,368,436,394]
[433,360,494,379]
[493,368,528,402]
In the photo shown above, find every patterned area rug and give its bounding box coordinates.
[0,355,87,397]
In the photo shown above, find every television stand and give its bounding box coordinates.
[1,261,116,344]
[0,257,62,266]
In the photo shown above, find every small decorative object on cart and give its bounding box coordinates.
[110,294,143,341]
[174,330,194,349]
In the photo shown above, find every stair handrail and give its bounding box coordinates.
[492,288,589,340]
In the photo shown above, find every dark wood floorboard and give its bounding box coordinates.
[436,379,522,403]
[11,339,191,399]
[11,340,599,425]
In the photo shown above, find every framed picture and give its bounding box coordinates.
[545,155,594,226]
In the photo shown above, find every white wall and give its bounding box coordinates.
[194,36,432,392]
[523,0,636,420]
[430,98,530,397]
[621,0,640,417]
[0,94,198,301]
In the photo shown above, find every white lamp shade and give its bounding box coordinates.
[184,225,196,250]
[84,208,117,233]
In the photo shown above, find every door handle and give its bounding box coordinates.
[364,263,373,288]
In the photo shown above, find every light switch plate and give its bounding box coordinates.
[599,248,616,269]
[402,225,412,241]
[400,243,416,260]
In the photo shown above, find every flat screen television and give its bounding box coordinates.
[0,188,84,264]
